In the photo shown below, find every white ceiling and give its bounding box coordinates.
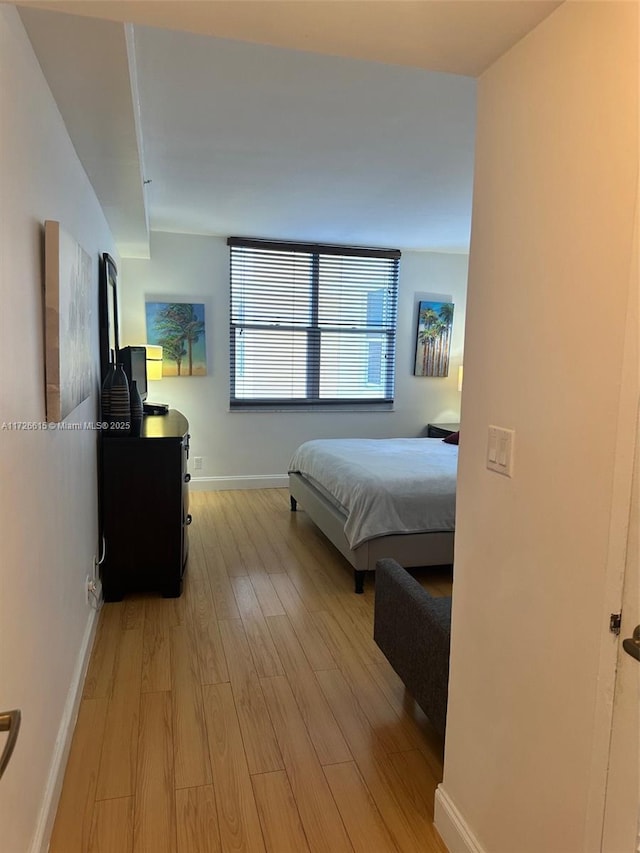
[15,1,562,257]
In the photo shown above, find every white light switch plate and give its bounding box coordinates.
[487,426,515,477]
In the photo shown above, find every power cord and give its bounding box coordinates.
[87,535,105,611]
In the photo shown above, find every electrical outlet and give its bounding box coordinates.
[86,574,102,609]
[193,456,203,471]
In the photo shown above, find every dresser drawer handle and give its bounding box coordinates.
[185,514,192,526]
[184,473,191,483]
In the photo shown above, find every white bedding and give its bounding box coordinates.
[288,437,457,549]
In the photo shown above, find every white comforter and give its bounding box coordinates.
[288,437,457,549]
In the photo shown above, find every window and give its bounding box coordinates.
[228,237,399,409]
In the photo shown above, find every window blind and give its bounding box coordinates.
[228,237,399,408]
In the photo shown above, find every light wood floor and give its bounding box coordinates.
[50,489,452,853]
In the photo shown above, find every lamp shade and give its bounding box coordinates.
[145,344,163,380]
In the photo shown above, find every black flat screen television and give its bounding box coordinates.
[118,346,148,402]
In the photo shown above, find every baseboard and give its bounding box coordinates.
[190,474,289,491]
[31,607,100,853]
[434,785,487,853]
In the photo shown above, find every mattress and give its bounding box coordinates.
[288,437,457,549]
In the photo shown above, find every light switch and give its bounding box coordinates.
[498,435,508,466]
[487,428,498,463]
[487,426,515,477]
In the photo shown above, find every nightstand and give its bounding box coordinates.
[427,422,460,438]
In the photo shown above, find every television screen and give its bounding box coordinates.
[118,346,148,402]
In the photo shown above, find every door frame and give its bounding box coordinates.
[584,190,639,851]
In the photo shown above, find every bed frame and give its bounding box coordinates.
[289,472,454,593]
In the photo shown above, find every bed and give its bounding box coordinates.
[288,436,457,592]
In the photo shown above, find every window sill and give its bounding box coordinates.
[229,404,395,414]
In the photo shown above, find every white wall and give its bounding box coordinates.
[120,232,468,485]
[438,3,638,852]
[0,8,117,851]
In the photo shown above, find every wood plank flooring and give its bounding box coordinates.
[50,489,452,853]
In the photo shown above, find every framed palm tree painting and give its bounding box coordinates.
[414,300,454,376]
[145,301,207,376]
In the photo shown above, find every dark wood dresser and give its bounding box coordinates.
[100,409,191,601]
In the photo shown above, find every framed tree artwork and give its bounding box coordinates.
[414,300,454,377]
[145,301,207,376]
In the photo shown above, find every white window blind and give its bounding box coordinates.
[228,237,399,408]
